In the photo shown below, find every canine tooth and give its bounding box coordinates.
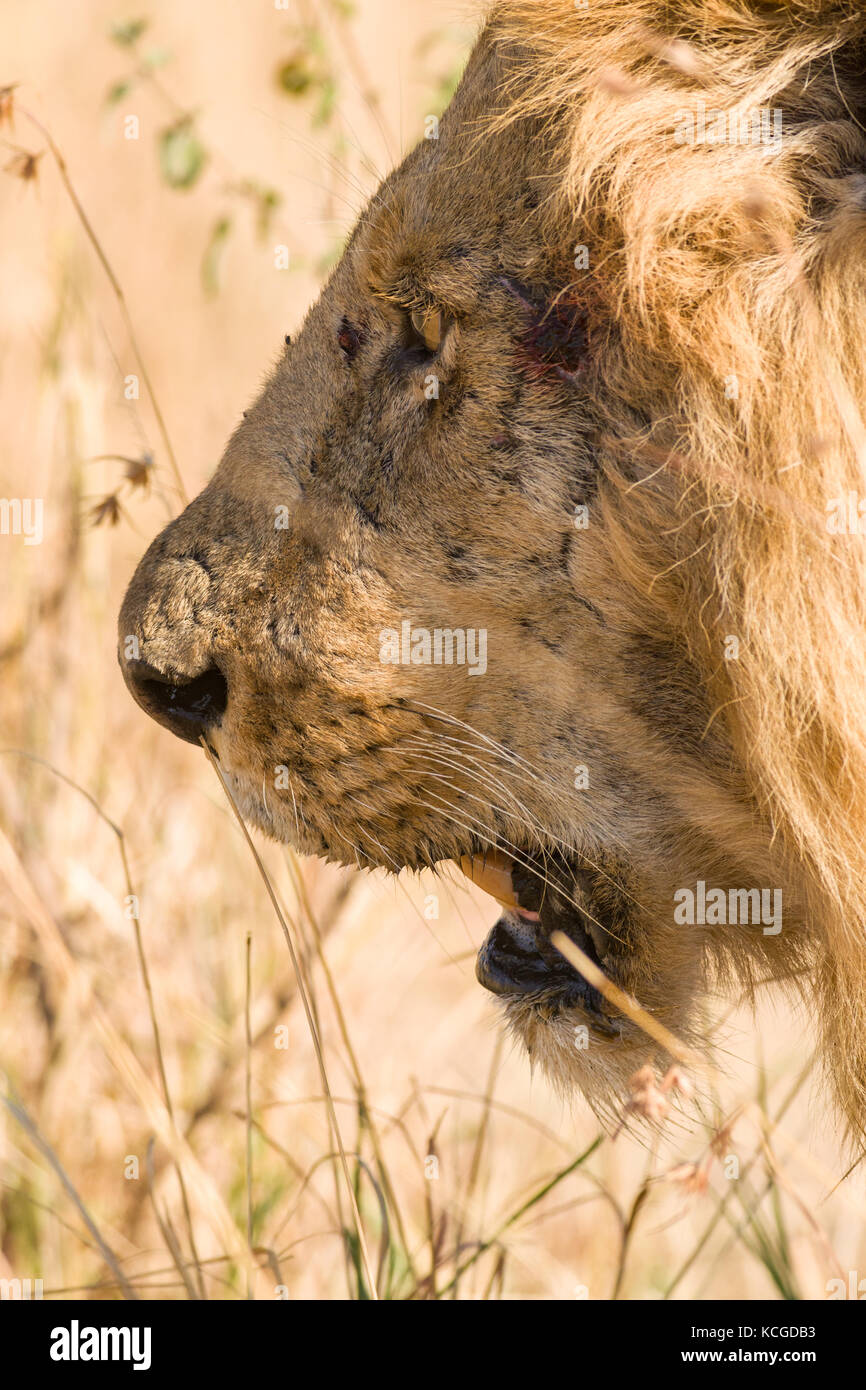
[458,851,517,909]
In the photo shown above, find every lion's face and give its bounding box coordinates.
[118,29,791,1104]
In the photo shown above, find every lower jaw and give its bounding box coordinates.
[229,778,622,1003]
[484,915,623,1033]
[460,849,625,1033]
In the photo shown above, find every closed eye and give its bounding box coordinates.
[406,305,448,355]
[337,317,364,359]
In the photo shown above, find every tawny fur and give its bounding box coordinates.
[120,1,866,1136]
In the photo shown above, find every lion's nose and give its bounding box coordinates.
[121,658,228,746]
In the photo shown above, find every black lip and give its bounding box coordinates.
[475,914,558,996]
[475,910,619,1032]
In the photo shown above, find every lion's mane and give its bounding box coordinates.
[485,0,866,1130]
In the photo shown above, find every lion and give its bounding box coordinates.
[118,0,866,1135]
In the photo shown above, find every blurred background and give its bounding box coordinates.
[0,0,864,1301]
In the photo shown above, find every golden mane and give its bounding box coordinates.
[485,0,866,1130]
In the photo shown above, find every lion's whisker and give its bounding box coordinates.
[402,735,654,922]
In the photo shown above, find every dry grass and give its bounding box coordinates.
[1,0,865,1301]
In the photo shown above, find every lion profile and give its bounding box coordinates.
[118,0,866,1135]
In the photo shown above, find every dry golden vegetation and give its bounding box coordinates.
[0,0,864,1301]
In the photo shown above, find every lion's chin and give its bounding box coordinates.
[475,909,622,1035]
[497,991,646,1113]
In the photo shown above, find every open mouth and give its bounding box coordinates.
[458,847,623,1036]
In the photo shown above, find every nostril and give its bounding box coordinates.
[122,658,228,746]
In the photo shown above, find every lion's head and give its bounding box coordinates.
[118,1,866,1130]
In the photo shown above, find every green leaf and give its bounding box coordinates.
[158,119,207,190]
[110,18,148,47]
[254,187,281,242]
[312,75,337,128]
[303,27,328,61]
[201,216,232,296]
[276,56,313,96]
[141,46,171,71]
[105,79,132,106]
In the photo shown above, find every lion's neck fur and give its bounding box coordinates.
[479,0,866,1133]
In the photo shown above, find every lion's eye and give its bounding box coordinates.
[407,306,445,354]
[337,317,364,359]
